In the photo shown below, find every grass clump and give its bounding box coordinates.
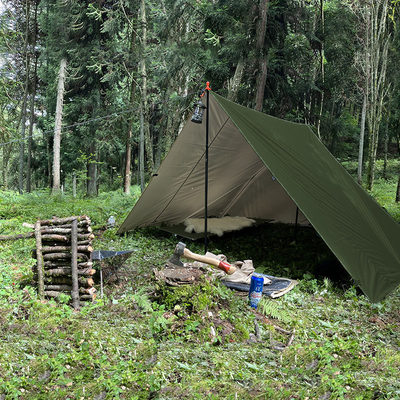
[0,160,400,398]
[152,277,254,343]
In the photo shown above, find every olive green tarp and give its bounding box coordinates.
[118,92,400,302]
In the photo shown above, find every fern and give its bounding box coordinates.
[258,298,293,324]
[133,292,153,313]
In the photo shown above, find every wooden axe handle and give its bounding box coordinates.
[182,248,236,275]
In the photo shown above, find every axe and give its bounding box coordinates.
[169,242,236,275]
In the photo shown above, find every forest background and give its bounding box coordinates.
[1,2,400,398]
[1,0,400,198]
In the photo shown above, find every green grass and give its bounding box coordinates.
[0,164,400,399]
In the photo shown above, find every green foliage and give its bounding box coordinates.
[341,159,400,223]
[155,277,215,312]
[0,185,400,398]
[1,0,400,393]
[258,298,294,324]
[0,187,140,227]
[1,0,394,194]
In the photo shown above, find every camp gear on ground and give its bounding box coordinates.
[118,92,400,303]
[222,276,297,299]
[249,274,264,308]
[169,242,236,274]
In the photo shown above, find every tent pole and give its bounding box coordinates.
[204,84,210,254]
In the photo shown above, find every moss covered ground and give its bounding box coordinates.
[0,163,399,399]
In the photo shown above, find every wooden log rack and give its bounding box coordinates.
[31,215,96,308]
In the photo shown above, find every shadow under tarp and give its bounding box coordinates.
[222,274,297,298]
[158,223,206,240]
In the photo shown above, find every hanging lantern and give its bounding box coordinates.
[191,99,206,124]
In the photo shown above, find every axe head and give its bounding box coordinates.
[168,242,186,267]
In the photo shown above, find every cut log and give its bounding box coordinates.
[34,221,44,299]
[39,216,90,226]
[40,239,93,248]
[42,268,96,277]
[0,231,93,242]
[80,293,96,301]
[0,232,34,241]
[42,276,70,285]
[40,227,92,235]
[44,290,63,298]
[79,261,94,268]
[45,284,71,292]
[44,286,97,295]
[43,286,96,295]
[42,245,93,253]
[42,252,90,261]
[78,268,96,276]
[78,253,90,261]
[53,220,91,229]
[75,240,91,246]
[41,234,69,243]
[77,253,90,262]
[24,220,91,229]
[42,276,94,287]
[43,261,93,269]
[43,252,70,260]
[2,228,93,243]
[82,287,97,295]
[44,290,96,301]
[71,219,80,310]
[77,233,95,240]
[78,277,94,287]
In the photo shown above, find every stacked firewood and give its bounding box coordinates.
[32,216,96,308]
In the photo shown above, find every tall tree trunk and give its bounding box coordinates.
[383,114,389,180]
[357,94,367,185]
[46,133,51,188]
[52,58,67,194]
[26,54,38,193]
[254,0,269,112]
[139,0,154,173]
[87,142,97,197]
[124,20,137,195]
[26,1,38,193]
[18,0,31,194]
[18,80,29,194]
[2,145,12,190]
[228,58,244,102]
[305,4,319,125]
[316,0,324,140]
[124,127,133,194]
[139,107,145,192]
[255,57,268,111]
[366,0,389,190]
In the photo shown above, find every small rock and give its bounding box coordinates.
[39,370,51,382]
[94,392,106,400]
[247,333,258,344]
[306,359,318,370]
[107,216,115,228]
[319,392,332,400]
